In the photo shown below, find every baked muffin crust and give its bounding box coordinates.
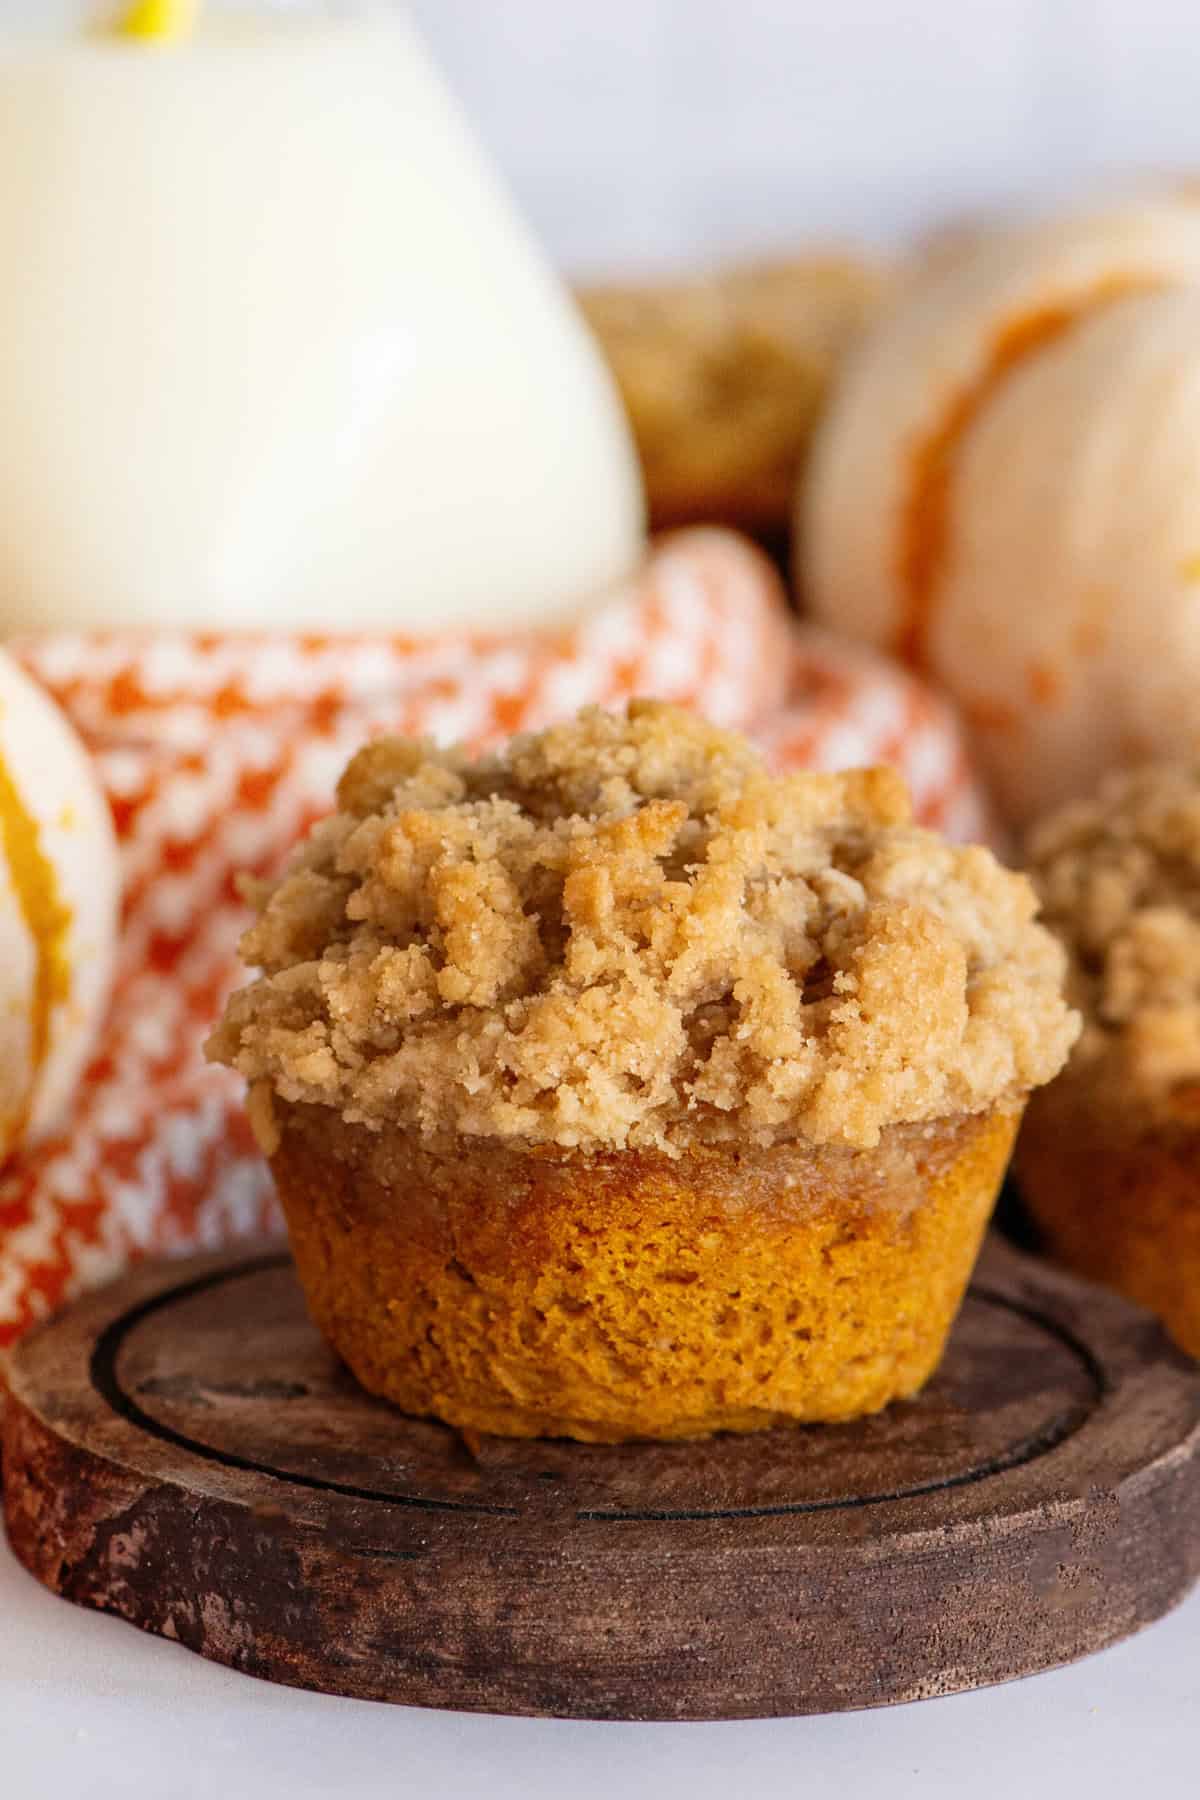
[272,1099,1019,1440]
[209,701,1076,1154]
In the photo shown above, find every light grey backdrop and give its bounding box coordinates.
[406,0,1200,271]
[7,2,1200,270]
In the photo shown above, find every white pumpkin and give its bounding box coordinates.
[0,652,119,1162]
[803,192,1200,826]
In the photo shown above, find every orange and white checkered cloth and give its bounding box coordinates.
[0,529,989,1344]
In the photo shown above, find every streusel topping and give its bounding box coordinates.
[1027,762,1200,1105]
[209,701,1076,1153]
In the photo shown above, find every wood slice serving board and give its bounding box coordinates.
[4,1234,1200,1721]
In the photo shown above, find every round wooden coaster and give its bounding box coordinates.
[4,1235,1200,1720]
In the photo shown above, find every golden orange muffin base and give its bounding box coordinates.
[1017,1080,1200,1360]
[270,1102,1019,1442]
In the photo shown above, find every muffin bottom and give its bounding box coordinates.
[270,1103,1019,1442]
[1017,1081,1200,1359]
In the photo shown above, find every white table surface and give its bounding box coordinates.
[2,1526,1197,1800]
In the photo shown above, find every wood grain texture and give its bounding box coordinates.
[3,1234,1200,1720]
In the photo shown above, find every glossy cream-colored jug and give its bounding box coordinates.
[0,3,644,633]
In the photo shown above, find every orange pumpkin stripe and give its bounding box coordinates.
[0,747,73,1132]
[895,277,1157,672]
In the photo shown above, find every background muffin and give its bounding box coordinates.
[581,255,888,541]
[211,702,1076,1441]
[1017,762,1200,1356]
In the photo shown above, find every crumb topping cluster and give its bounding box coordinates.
[1027,762,1200,1105]
[209,702,1076,1153]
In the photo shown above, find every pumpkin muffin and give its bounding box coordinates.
[579,255,888,537]
[1017,763,1200,1357]
[209,701,1076,1441]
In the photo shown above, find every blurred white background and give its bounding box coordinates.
[404,0,1200,272]
[6,1,1200,271]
